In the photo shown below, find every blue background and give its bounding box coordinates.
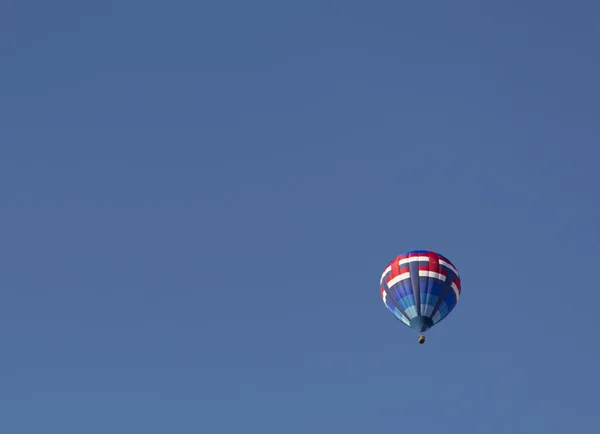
[1,1,599,433]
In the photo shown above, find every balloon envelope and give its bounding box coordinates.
[380,250,461,333]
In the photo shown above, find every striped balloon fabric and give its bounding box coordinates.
[380,250,461,335]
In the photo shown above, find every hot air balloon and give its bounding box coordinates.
[379,250,461,344]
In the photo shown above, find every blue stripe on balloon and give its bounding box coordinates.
[388,282,412,311]
[385,297,396,312]
[393,278,416,311]
[420,279,444,319]
[393,307,410,325]
[436,303,449,319]
[419,279,446,296]
[443,287,457,309]
[403,305,418,319]
[392,278,412,300]
[408,261,421,316]
[399,294,416,312]
[422,263,435,314]
[420,297,439,317]
[400,278,417,311]
[386,282,413,313]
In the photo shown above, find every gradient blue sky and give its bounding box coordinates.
[1,1,599,433]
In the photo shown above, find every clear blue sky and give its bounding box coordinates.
[1,1,599,433]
